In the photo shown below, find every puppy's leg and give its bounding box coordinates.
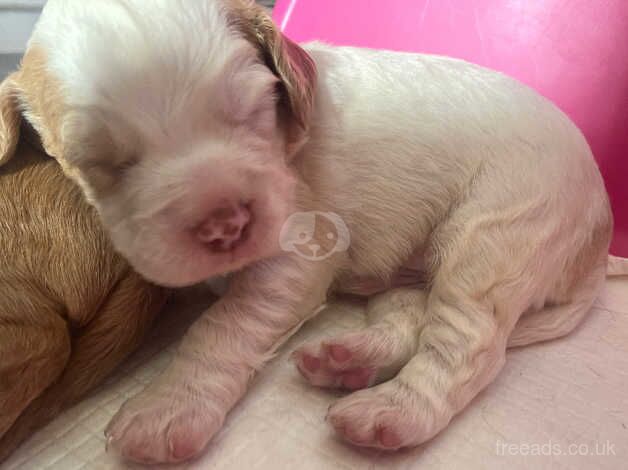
[328,259,607,450]
[0,295,70,441]
[0,273,165,462]
[508,262,606,347]
[327,276,512,449]
[293,288,428,390]
[325,200,552,450]
[105,254,340,464]
[326,193,608,450]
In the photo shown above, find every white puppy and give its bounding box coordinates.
[0,0,624,464]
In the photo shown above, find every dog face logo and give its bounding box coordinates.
[279,212,350,261]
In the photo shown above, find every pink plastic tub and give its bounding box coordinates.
[274,0,628,256]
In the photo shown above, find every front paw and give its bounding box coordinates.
[105,383,224,464]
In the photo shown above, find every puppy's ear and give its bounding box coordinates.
[227,1,317,155]
[0,73,22,166]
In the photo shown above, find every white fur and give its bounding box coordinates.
[7,0,615,463]
[28,0,293,287]
[106,41,613,458]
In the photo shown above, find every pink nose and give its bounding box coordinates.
[195,203,251,252]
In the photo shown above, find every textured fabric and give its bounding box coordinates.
[4,279,628,470]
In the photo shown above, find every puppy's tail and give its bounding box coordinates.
[607,255,628,277]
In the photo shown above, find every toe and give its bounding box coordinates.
[377,425,403,449]
[341,368,374,390]
[302,353,321,373]
[115,414,168,464]
[167,412,217,462]
[327,401,376,446]
[326,343,352,363]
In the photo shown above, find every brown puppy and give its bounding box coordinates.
[0,135,168,462]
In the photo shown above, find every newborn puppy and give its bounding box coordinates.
[2,0,624,464]
[0,129,168,460]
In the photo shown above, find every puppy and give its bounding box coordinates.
[0,131,168,460]
[2,0,625,464]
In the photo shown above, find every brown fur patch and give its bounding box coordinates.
[16,46,68,160]
[0,73,21,165]
[225,0,317,154]
[0,141,168,461]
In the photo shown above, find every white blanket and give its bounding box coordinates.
[3,279,627,470]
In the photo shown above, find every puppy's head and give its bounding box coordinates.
[0,0,316,286]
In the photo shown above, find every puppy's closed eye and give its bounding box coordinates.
[80,156,139,192]
[85,154,138,174]
[109,157,139,174]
